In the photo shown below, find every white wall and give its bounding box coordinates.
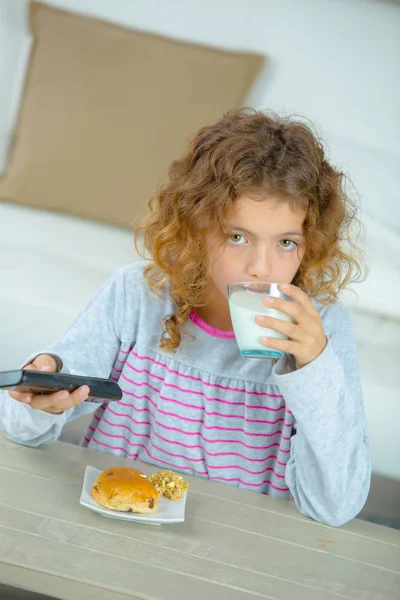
[1,0,399,237]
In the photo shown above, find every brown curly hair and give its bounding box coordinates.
[136,108,363,353]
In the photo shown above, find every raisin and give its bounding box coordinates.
[107,472,114,476]
[93,485,99,491]
[148,498,154,509]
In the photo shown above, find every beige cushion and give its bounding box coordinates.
[0,2,264,228]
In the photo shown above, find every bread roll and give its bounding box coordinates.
[92,466,159,513]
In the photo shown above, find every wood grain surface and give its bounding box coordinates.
[0,432,399,600]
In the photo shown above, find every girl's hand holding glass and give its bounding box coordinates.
[256,284,327,370]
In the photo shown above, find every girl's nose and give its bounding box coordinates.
[247,248,272,281]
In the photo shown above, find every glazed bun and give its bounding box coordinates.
[92,467,160,513]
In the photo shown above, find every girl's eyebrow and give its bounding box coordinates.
[229,224,304,237]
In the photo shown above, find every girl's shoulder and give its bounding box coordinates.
[121,259,173,304]
[119,259,149,285]
[116,260,175,344]
[116,260,162,294]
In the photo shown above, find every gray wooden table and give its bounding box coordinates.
[0,431,399,600]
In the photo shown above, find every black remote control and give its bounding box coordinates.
[0,370,122,402]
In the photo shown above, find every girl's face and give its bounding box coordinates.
[207,192,306,301]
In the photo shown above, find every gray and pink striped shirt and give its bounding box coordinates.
[0,261,371,526]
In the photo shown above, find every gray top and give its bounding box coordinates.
[0,261,371,526]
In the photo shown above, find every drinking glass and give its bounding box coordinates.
[228,282,293,359]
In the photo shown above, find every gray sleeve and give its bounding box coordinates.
[0,266,128,446]
[273,302,371,527]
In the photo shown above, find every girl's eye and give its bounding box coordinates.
[278,239,297,251]
[229,234,246,245]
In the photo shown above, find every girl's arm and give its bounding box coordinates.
[273,302,371,527]
[0,266,129,446]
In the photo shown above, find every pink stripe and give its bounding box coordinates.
[150,440,285,478]
[100,410,291,459]
[189,309,236,339]
[118,384,286,425]
[90,437,209,476]
[125,360,286,412]
[101,416,282,457]
[121,373,160,394]
[90,432,287,486]
[123,393,285,426]
[156,443,285,470]
[102,419,151,441]
[130,349,285,399]
[106,406,151,427]
[118,392,158,411]
[109,401,286,437]
[106,406,286,445]
[97,427,159,452]
[83,435,90,443]
[155,431,281,456]
[152,436,281,464]
[97,418,284,471]
[104,411,151,428]
[119,348,130,355]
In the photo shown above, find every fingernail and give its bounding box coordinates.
[261,337,270,343]
[255,316,263,324]
[281,284,289,291]
[264,297,274,304]
[79,386,89,397]
[41,366,51,371]
[57,391,69,400]
[22,395,31,404]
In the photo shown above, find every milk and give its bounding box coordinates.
[228,289,293,359]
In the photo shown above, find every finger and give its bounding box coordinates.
[8,391,34,404]
[31,354,58,372]
[29,390,70,411]
[30,385,90,413]
[260,336,298,356]
[262,295,303,321]
[255,315,300,340]
[278,284,317,315]
[23,362,37,371]
[56,385,90,411]
[23,361,51,373]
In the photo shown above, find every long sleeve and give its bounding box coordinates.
[0,265,129,447]
[273,301,371,527]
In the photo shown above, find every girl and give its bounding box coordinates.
[0,109,371,527]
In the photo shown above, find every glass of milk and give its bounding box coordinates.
[228,282,293,359]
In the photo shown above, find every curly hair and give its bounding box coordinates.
[136,108,363,353]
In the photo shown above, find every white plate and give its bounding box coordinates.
[79,465,187,526]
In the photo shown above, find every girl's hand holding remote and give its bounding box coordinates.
[7,354,90,414]
[256,284,328,370]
